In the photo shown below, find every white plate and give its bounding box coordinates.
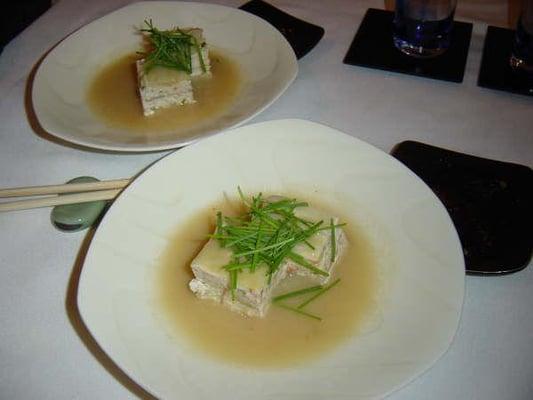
[78,119,464,399]
[32,2,297,152]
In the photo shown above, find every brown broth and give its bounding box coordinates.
[155,197,379,368]
[86,50,241,134]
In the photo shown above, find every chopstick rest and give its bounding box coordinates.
[239,0,324,59]
[392,141,533,275]
[51,177,111,232]
[0,176,128,231]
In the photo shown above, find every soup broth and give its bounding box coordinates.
[87,50,241,134]
[156,197,379,368]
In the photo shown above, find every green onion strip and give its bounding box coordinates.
[215,189,333,297]
[213,189,344,311]
[140,19,207,74]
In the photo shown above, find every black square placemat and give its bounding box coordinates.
[392,141,533,275]
[239,0,324,59]
[344,8,473,83]
[478,26,533,96]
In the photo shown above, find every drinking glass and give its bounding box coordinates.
[510,0,533,73]
[393,0,457,58]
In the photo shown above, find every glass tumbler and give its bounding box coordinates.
[393,0,457,58]
[510,0,533,73]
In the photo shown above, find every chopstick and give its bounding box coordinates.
[0,179,130,212]
[0,178,130,198]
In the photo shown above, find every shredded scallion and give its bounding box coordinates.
[272,285,323,303]
[214,189,345,308]
[275,303,322,321]
[139,19,207,74]
[297,278,341,309]
[215,190,333,291]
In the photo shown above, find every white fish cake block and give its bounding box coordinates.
[188,201,347,317]
[287,207,347,284]
[189,239,289,317]
[136,27,211,116]
[136,60,194,116]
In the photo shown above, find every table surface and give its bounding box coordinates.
[1,1,532,399]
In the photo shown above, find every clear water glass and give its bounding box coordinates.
[510,0,533,73]
[393,0,457,58]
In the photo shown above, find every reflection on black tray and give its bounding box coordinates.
[344,8,472,83]
[392,141,533,275]
[478,26,533,97]
[239,0,324,59]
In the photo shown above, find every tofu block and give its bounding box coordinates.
[188,201,347,317]
[136,59,194,116]
[189,239,290,317]
[287,206,347,283]
[137,27,211,116]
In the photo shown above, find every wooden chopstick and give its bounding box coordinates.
[0,189,122,212]
[0,178,130,212]
[0,178,130,198]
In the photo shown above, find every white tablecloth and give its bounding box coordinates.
[1,1,532,399]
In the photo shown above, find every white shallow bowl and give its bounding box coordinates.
[32,1,297,152]
[78,119,464,399]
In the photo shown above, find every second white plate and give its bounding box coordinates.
[32,1,297,152]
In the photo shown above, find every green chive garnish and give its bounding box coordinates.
[237,186,249,206]
[272,285,323,303]
[190,36,206,72]
[287,252,329,277]
[140,19,207,74]
[216,211,224,247]
[222,262,252,271]
[213,189,344,296]
[276,303,322,321]
[297,278,341,309]
[233,238,295,257]
[229,270,237,300]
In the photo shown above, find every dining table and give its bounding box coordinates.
[0,0,532,399]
